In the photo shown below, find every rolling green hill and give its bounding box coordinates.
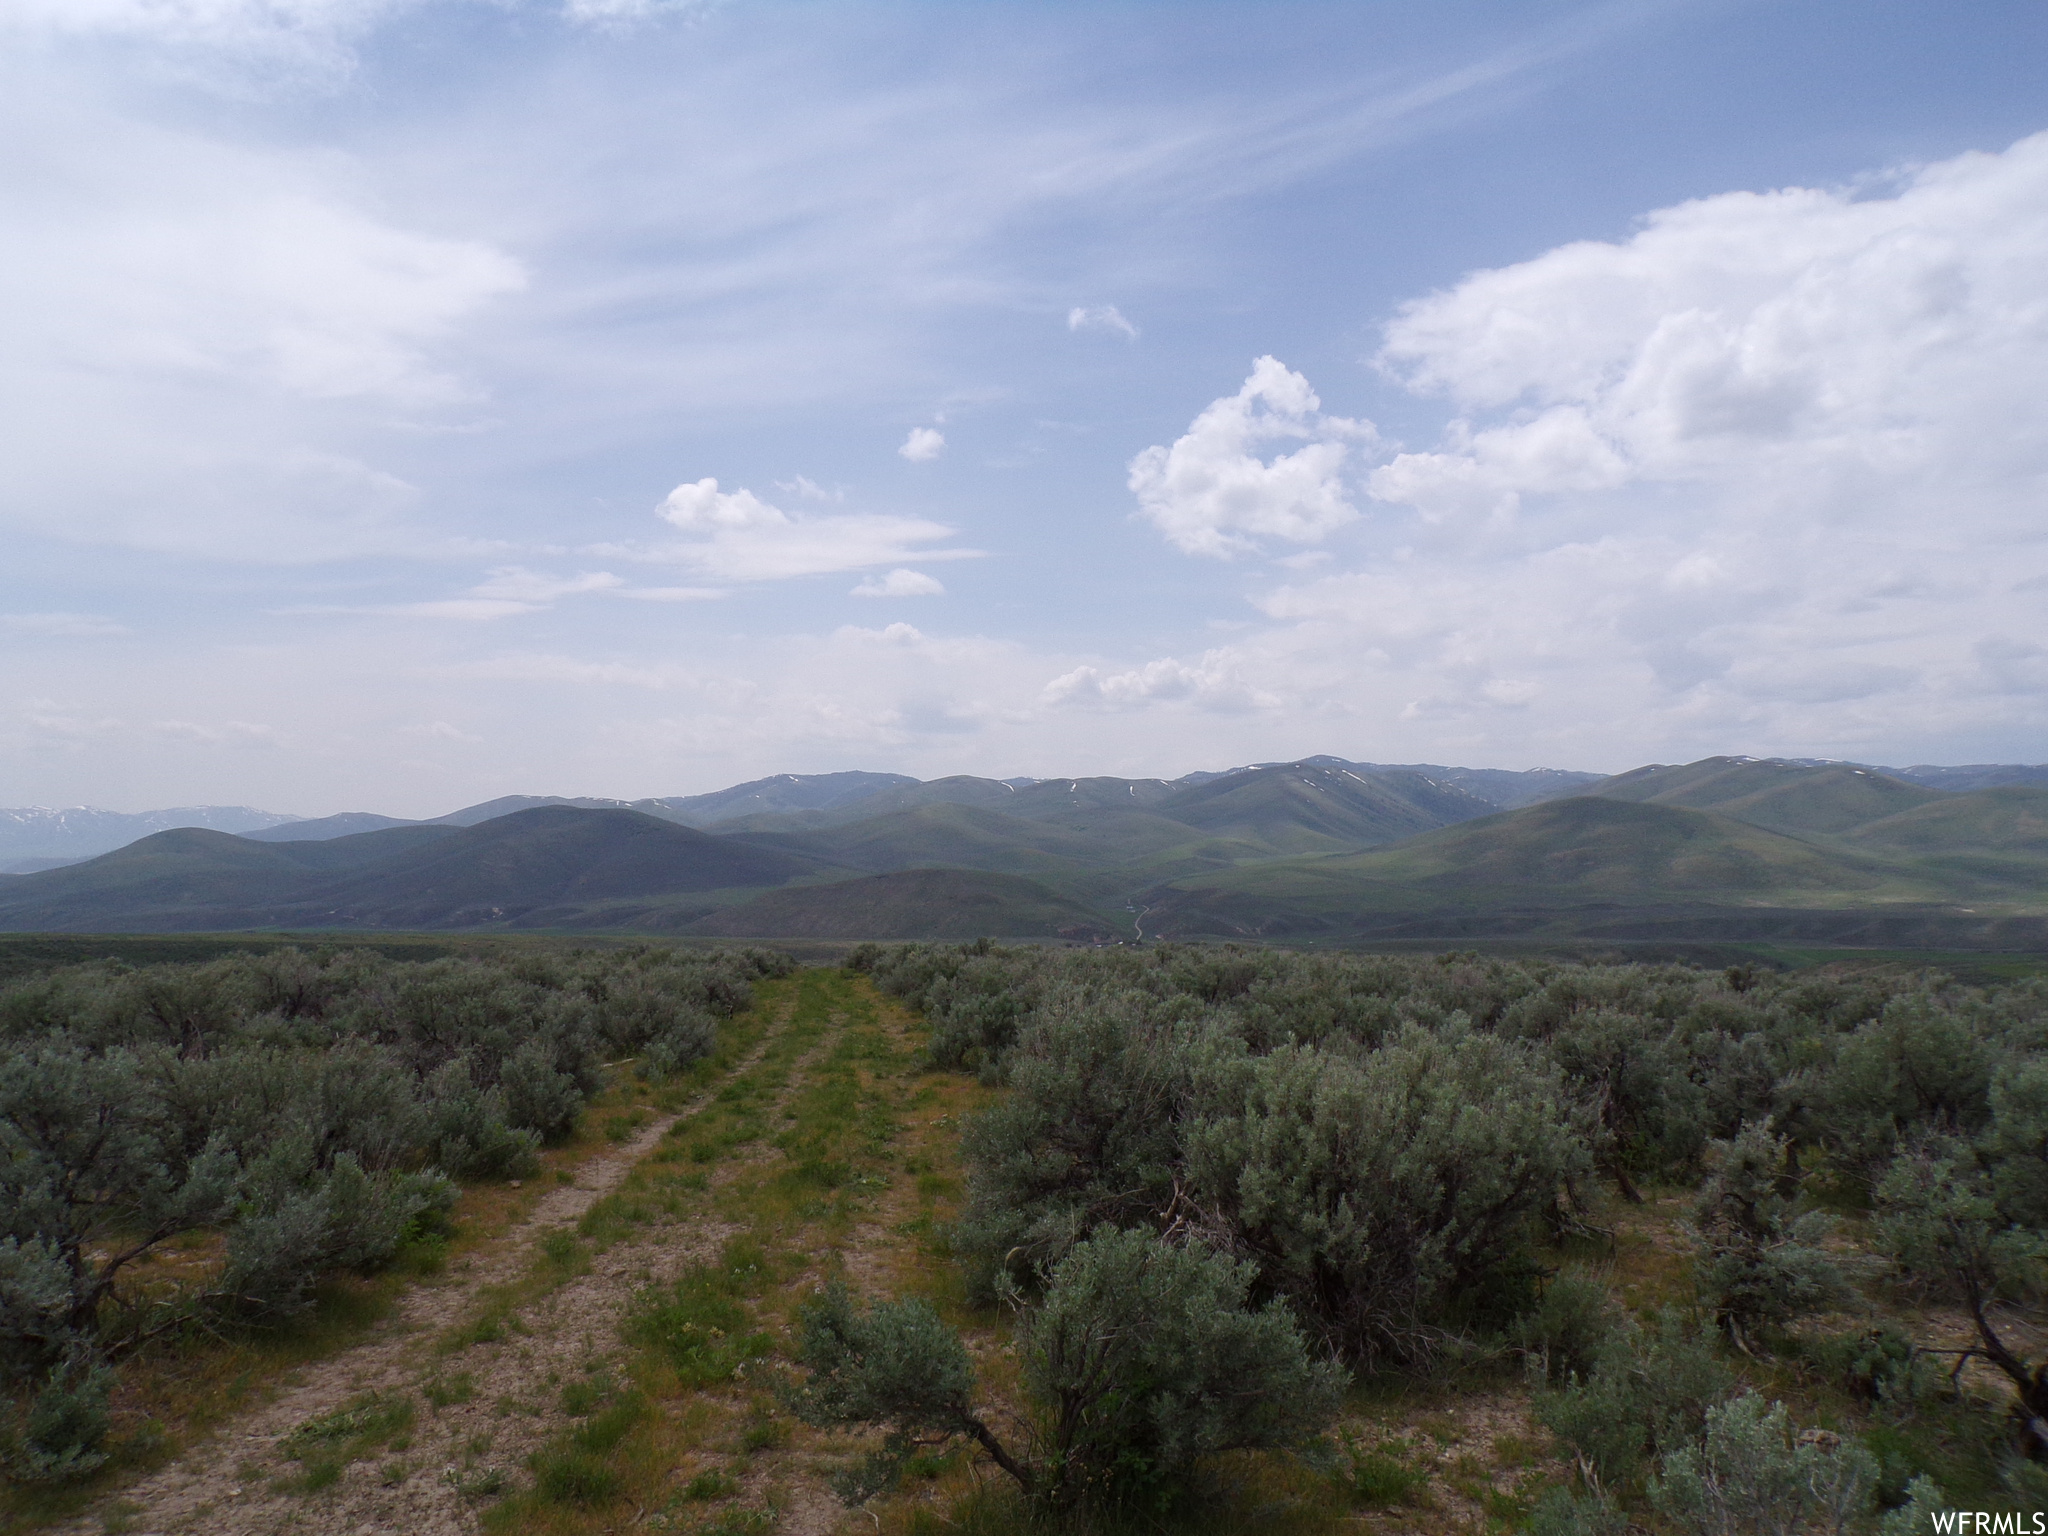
[1136,795,2043,943]
[3,758,2043,949]
[743,801,1202,877]
[1843,785,2048,854]
[1152,764,1497,852]
[0,829,346,930]
[1576,756,1944,833]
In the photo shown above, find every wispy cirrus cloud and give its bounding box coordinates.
[280,566,625,621]
[0,613,128,637]
[1067,304,1138,339]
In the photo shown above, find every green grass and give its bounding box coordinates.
[422,1372,476,1410]
[274,1391,417,1493]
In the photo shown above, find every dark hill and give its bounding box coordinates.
[257,809,825,929]
[684,868,1113,941]
[0,810,823,933]
[0,829,331,930]
[430,795,642,827]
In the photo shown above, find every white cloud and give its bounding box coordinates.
[0,78,526,561]
[1373,133,2048,527]
[851,568,945,598]
[898,427,945,462]
[1081,134,2048,761]
[467,568,622,605]
[1067,304,1138,339]
[656,478,968,581]
[1127,356,1375,557]
[1043,655,1278,712]
[774,475,842,502]
[0,613,128,637]
[834,621,927,646]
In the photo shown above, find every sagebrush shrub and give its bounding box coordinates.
[1185,1025,1587,1363]
[1689,1121,1848,1342]
[1649,1392,1877,1536]
[792,1227,1342,1511]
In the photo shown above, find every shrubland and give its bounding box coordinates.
[813,940,2048,1529]
[0,942,790,1480]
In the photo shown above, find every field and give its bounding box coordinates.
[0,943,2041,1535]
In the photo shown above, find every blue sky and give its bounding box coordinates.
[3,0,2046,815]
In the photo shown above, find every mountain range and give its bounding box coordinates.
[1,755,2043,948]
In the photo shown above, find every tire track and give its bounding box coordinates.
[60,999,800,1536]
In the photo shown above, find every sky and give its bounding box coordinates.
[3,0,2046,816]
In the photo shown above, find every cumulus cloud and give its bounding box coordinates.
[1373,134,2048,527]
[1094,134,2048,761]
[851,568,945,598]
[656,478,968,581]
[1128,356,1376,557]
[0,613,128,637]
[898,427,945,462]
[1067,304,1138,339]
[1043,655,1278,712]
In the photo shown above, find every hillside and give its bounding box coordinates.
[1153,764,1498,852]
[2,756,2045,948]
[648,770,919,826]
[0,829,345,931]
[746,801,1203,877]
[0,809,828,933]
[1577,756,1943,833]
[1136,795,2043,944]
[682,867,1115,940]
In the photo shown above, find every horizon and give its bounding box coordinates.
[6,3,2048,818]
[5,749,2044,822]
